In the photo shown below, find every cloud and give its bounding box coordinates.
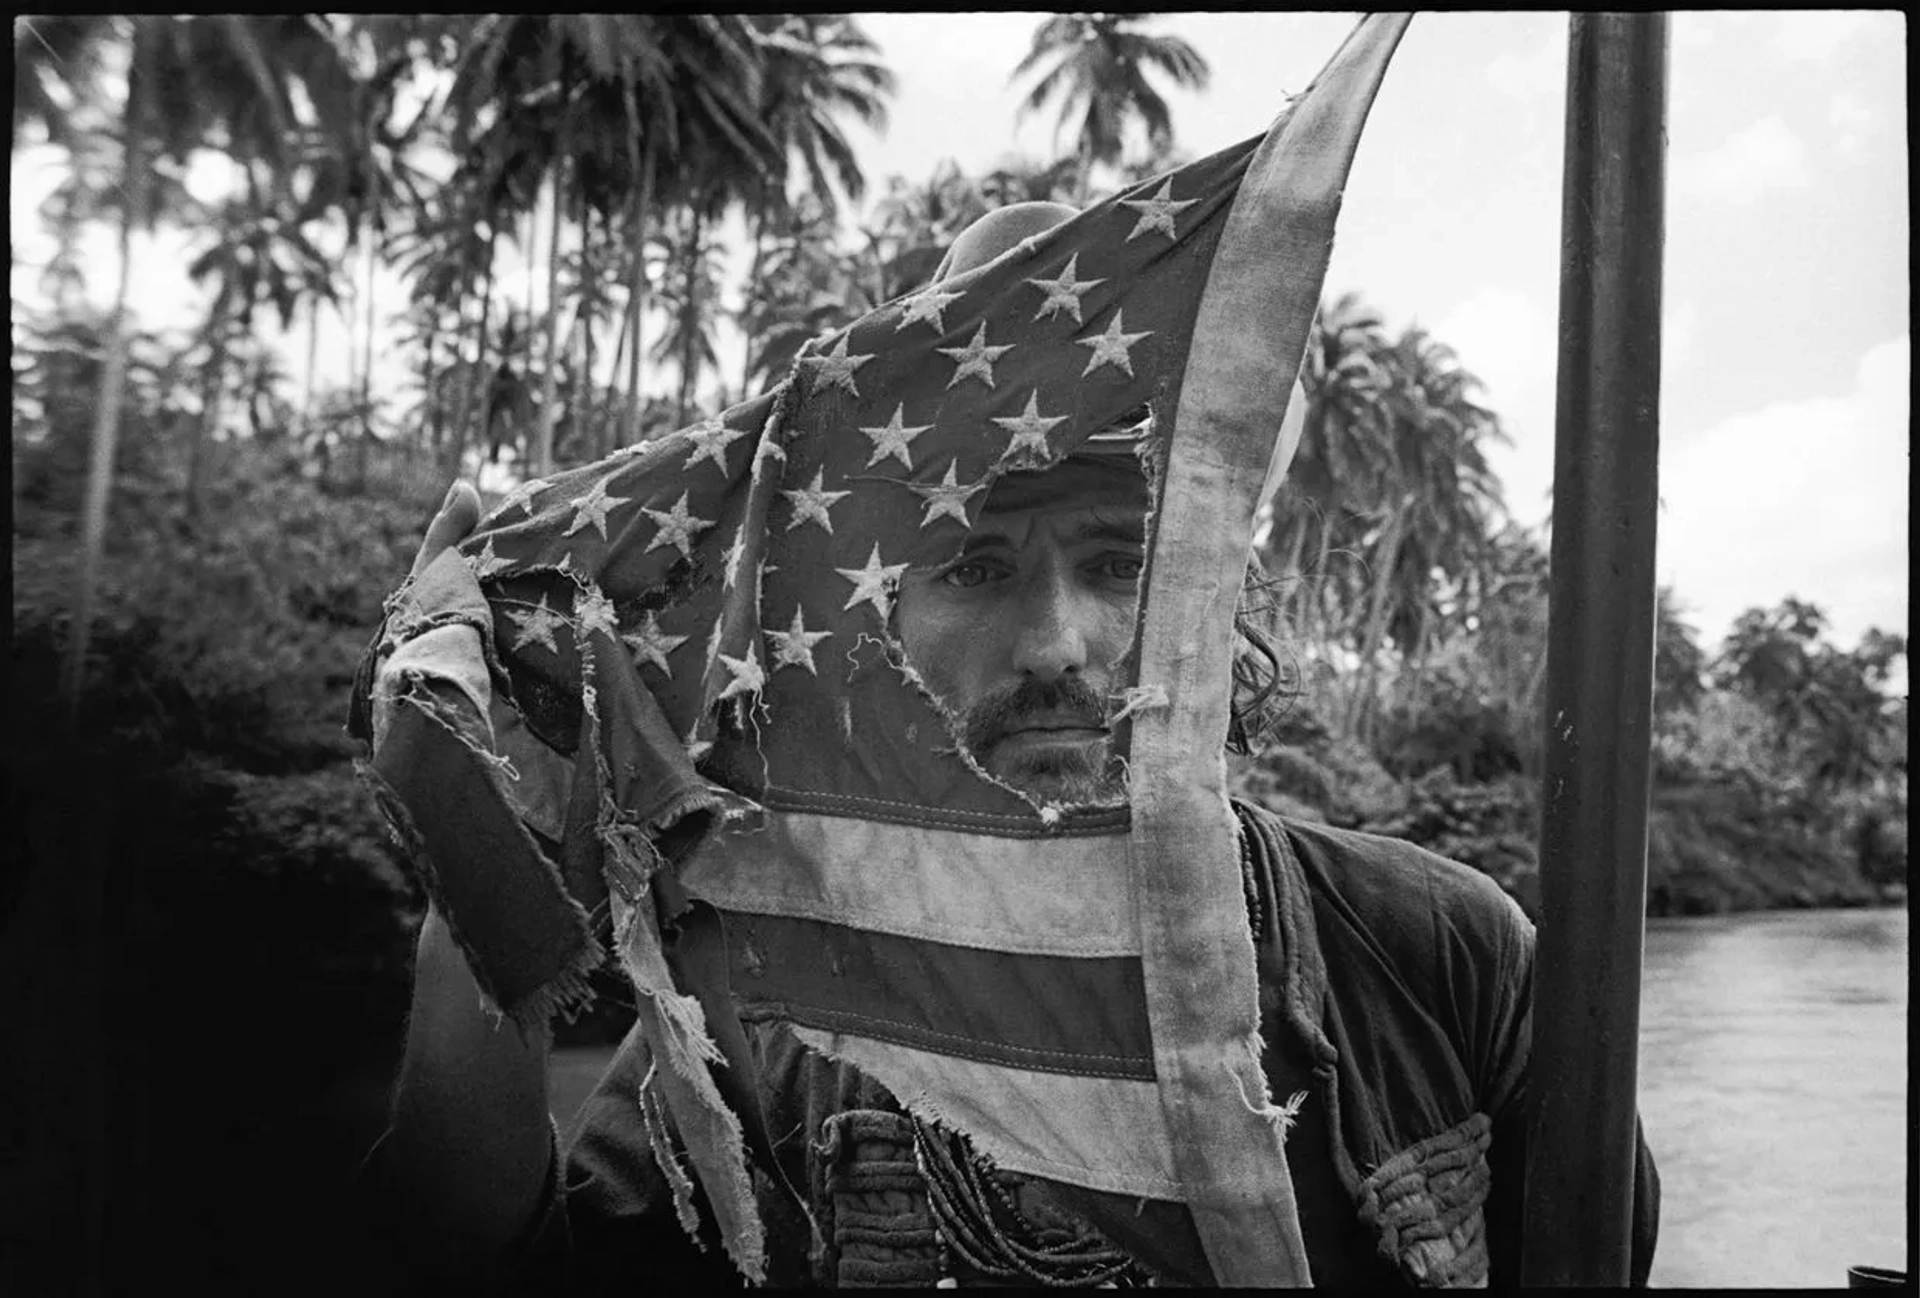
[1659,335,1910,652]
[1769,11,1876,63]
[1679,116,1811,206]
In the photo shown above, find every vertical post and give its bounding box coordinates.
[1522,12,1668,1287]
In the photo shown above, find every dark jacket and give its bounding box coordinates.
[405,801,1660,1289]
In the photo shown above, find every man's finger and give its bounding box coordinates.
[411,480,483,580]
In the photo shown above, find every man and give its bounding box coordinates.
[361,200,1659,1290]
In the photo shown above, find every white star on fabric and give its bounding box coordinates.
[764,605,833,675]
[896,287,964,335]
[1076,310,1154,378]
[781,470,851,534]
[574,588,619,641]
[938,322,1015,390]
[507,594,568,655]
[715,649,766,702]
[562,474,631,539]
[682,417,748,472]
[991,390,1070,459]
[1120,181,1199,243]
[836,544,910,617]
[802,333,874,399]
[1027,254,1105,326]
[641,491,713,559]
[859,403,934,470]
[909,460,989,529]
[622,613,688,676]
[466,538,512,581]
[496,477,549,520]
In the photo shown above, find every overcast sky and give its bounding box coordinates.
[11,12,1908,658]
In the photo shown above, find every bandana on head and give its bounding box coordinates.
[351,16,1410,1285]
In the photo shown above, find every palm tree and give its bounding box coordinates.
[1010,13,1210,199]
[649,205,729,424]
[1265,293,1396,657]
[184,172,343,522]
[737,14,895,394]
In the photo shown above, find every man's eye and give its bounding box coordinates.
[1102,555,1145,582]
[941,561,998,590]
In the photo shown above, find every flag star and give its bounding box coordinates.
[574,588,619,641]
[764,605,833,675]
[1121,180,1198,243]
[836,544,911,617]
[991,390,1071,460]
[465,537,513,581]
[801,333,874,399]
[715,648,766,702]
[909,459,989,529]
[859,403,934,470]
[1027,254,1106,325]
[781,470,851,534]
[683,417,748,472]
[1076,310,1154,379]
[896,287,964,335]
[641,491,713,558]
[563,474,632,539]
[496,477,549,520]
[938,322,1015,390]
[507,594,568,655]
[622,613,689,676]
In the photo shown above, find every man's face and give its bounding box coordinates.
[893,457,1149,805]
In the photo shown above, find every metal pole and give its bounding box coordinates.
[1521,12,1668,1286]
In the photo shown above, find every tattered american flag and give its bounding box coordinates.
[352,16,1408,1286]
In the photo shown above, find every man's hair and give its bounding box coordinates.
[1227,556,1297,756]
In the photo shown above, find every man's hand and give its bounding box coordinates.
[412,480,482,582]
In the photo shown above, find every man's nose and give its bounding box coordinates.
[1010,572,1091,681]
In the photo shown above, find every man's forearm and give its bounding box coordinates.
[380,906,557,1258]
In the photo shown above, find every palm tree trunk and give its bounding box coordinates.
[572,185,595,458]
[66,19,154,719]
[606,277,632,450]
[675,206,704,428]
[624,162,653,443]
[1347,503,1409,740]
[299,293,321,450]
[739,206,767,398]
[533,122,569,477]
[187,312,226,529]
[355,205,379,491]
[466,232,499,475]
[446,226,496,477]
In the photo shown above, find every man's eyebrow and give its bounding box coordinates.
[1072,519,1146,546]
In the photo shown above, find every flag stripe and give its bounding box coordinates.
[788,1026,1181,1200]
[728,912,1153,1080]
[681,809,1139,957]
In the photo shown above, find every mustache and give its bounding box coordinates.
[960,676,1112,755]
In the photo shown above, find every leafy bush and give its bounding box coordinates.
[1352,769,1541,917]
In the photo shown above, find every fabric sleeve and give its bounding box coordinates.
[552,1021,743,1293]
[1479,916,1661,1289]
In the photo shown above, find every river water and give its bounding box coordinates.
[1639,906,1910,1288]
[547,907,1911,1287]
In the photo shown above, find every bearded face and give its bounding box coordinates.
[892,457,1148,807]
